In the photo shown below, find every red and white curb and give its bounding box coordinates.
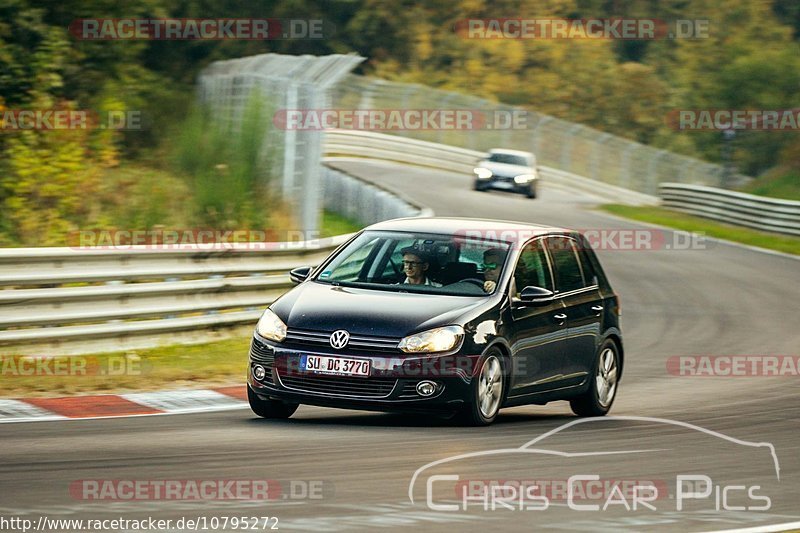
[0,386,248,424]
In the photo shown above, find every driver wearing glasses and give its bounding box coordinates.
[400,247,442,287]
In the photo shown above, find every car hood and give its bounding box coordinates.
[478,161,532,177]
[270,281,488,337]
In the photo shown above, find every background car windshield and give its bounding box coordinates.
[315,231,511,296]
[488,153,529,166]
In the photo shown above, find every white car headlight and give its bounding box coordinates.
[514,173,536,184]
[256,308,287,342]
[474,167,492,180]
[398,325,464,354]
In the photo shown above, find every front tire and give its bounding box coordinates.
[570,340,620,417]
[248,386,299,419]
[457,351,505,426]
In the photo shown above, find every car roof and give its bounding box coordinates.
[363,217,572,243]
[487,148,534,157]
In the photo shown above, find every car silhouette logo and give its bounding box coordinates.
[407,416,781,506]
[329,330,350,349]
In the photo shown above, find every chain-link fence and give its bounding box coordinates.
[333,76,750,196]
[198,54,750,229]
[197,54,364,233]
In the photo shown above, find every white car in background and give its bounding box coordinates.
[473,148,539,199]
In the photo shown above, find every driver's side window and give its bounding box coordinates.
[512,239,553,298]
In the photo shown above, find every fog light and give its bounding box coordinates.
[416,380,436,397]
[253,364,266,381]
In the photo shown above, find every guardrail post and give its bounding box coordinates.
[282,82,298,196]
[359,79,378,113]
[620,144,638,190]
[561,124,583,173]
[645,149,667,196]
[533,116,552,159]
[592,134,612,182]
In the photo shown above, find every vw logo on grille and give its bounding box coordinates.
[329,330,350,349]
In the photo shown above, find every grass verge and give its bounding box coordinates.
[600,204,800,256]
[738,168,800,201]
[0,337,251,398]
[321,211,363,237]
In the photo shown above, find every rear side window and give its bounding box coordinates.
[576,248,598,286]
[514,239,552,295]
[546,237,585,293]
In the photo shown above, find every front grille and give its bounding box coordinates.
[397,381,420,399]
[285,328,402,353]
[277,371,397,399]
[250,338,275,371]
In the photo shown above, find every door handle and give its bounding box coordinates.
[553,313,567,325]
[591,305,604,315]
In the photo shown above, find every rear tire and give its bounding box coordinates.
[570,340,619,417]
[456,351,505,426]
[248,386,299,419]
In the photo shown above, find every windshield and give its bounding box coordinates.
[488,153,529,166]
[314,231,512,296]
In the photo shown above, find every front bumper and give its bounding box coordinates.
[476,176,533,194]
[247,334,478,414]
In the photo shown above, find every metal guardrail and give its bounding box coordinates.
[0,237,353,354]
[323,129,659,206]
[322,166,432,225]
[660,183,800,236]
[325,129,481,174]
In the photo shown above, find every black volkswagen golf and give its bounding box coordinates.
[248,217,622,425]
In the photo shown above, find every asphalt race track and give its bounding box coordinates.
[2,160,799,532]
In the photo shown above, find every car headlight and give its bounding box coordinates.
[256,308,287,342]
[398,325,464,354]
[474,167,492,180]
[514,173,537,184]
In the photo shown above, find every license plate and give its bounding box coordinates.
[301,355,370,377]
[493,180,514,189]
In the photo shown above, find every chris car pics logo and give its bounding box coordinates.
[409,416,778,513]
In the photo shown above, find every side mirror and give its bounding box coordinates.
[518,286,555,305]
[289,266,313,284]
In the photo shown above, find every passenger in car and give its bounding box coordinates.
[400,248,443,287]
[482,248,506,293]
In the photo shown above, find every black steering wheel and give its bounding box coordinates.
[457,278,485,288]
